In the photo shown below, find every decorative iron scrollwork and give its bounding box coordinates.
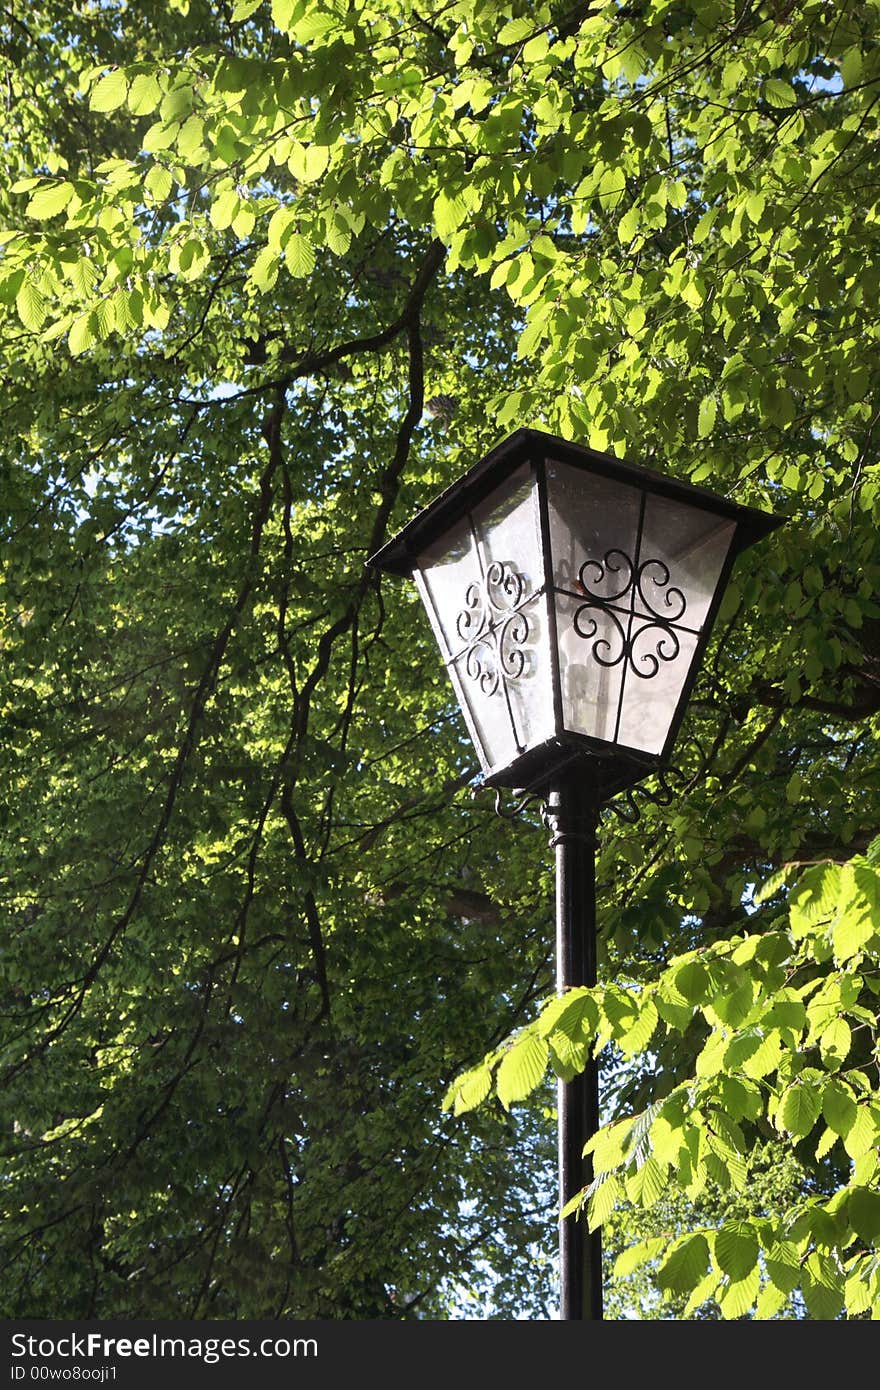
[572,550,687,680]
[602,764,687,823]
[455,561,531,696]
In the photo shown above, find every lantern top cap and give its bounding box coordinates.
[368,427,785,578]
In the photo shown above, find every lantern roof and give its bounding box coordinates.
[368,428,785,577]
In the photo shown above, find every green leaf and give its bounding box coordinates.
[719,1264,759,1319]
[516,314,548,360]
[289,142,331,184]
[763,78,797,108]
[538,989,597,1041]
[90,69,129,113]
[683,1269,721,1315]
[284,233,316,279]
[249,246,278,292]
[626,1154,667,1208]
[717,1076,762,1122]
[68,311,97,356]
[741,1029,782,1079]
[586,1117,632,1175]
[765,1241,800,1294]
[232,0,263,18]
[655,994,694,1031]
[128,73,163,115]
[177,115,205,159]
[618,205,641,244]
[833,863,880,961]
[802,1253,843,1319]
[845,1260,874,1316]
[841,46,863,88]
[843,1105,878,1159]
[657,1233,710,1294]
[92,296,116,341]
[15,280,46,331]
[790,863,842,935]
[70,258,99,298]
[496,1033,548,1109]
[815,1126,837,1160]
[618,998,658,1056]
[586,1172,620,1228]
[613,1236,665,1278]
[210,190,240,231]
[545,1000,590,1077]
[232,204,256,238]
[714,1220,758,1279]
[145,165,173,202]
[325,211,352,257]
[559,1188,586,1221]
[697,395,717,437]
[823,1082,857,1137]
[521,32,549,64]
[848,1187,880,1242]
[712,981,754,1029]
[25,181,75,220]
[160,85,194,123]
[0,268,25,303]
[780,1082,821,1139]
[113,288,143,330]
[291,10,338,42]
[176,238,209,281]
[434,190,471,240]
[673,960,708,1003]
[746,192,766,225]
[454,1063,492,1113]
[693,208,717,244]
[268,206,297,251]
[667,180,687,210]
[496,17,533,44]
[544,1046,575,1086]
[753,865,800,905]
[819,1017,851,1068]
[40,313,74,344]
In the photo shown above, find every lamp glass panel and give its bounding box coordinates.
[447,646,519,772]
[554,588,624,743]
[471,462,542,603]
[415,512,481,658]
[500,593,555,753]
[637,494,735,631]
[545,458,641,592]
[546,458,737,758]
[616,625,699,754]
[414,463,552,776]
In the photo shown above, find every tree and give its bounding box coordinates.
[0,0,878,1318]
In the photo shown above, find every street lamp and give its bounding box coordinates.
[369,427,783,1320]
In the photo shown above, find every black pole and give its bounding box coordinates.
[545,773,602,1321]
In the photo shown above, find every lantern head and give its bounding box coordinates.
[370,430,783,798]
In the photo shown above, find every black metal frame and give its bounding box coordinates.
[368,428,785,1323]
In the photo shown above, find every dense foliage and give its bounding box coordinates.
[449,849,880,1317]
[1,0,879,1318]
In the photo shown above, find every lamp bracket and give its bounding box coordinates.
[602,762,688,824]
[488,750,692,828]
[492,788,544,821]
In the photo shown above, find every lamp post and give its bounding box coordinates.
[369,428,783,1320]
